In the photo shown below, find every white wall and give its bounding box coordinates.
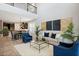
[28,3,79,43]
[28,19,38,33]
[36,3,79,34]
[37,3,79,20]
[72,16,79,35]
[14,3,27,10]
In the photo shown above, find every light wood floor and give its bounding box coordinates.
[0,37,23,56]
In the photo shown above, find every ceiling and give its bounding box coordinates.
[0,3,38,23]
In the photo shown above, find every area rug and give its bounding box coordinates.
[14,43,53,56]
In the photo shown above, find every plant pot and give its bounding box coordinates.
[63,38,73,44]
[60,42,74,48]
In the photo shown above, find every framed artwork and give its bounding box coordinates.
[20,23,28,29]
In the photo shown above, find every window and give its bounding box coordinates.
[27,3,37,14]
[6,3,37,14]
[6,3,14,6]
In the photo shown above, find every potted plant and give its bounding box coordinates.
[35,24,41,41]
[3,27,9,36]
[61,23,79,47]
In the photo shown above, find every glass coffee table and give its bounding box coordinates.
[30,40,49,53]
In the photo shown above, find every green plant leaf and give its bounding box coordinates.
[61,22,75,41]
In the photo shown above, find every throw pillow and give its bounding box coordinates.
[44,32,49,37]
[51,33,56,39]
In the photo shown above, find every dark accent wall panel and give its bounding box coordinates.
[46,21,52,30]
[53,20,60,31]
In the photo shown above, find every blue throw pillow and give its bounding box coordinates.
[44,32,49,37]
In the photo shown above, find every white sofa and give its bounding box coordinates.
[42,31,60,45]
[42,31,74,45]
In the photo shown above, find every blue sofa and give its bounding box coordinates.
[22,33,32,43]
[53,40,79,56]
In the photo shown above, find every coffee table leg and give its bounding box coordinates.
[30,42,31,47]
[46,41,49,48]
[39,45,40,53]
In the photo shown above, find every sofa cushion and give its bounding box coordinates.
[44,32,49,37]
[51,33,56,39]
